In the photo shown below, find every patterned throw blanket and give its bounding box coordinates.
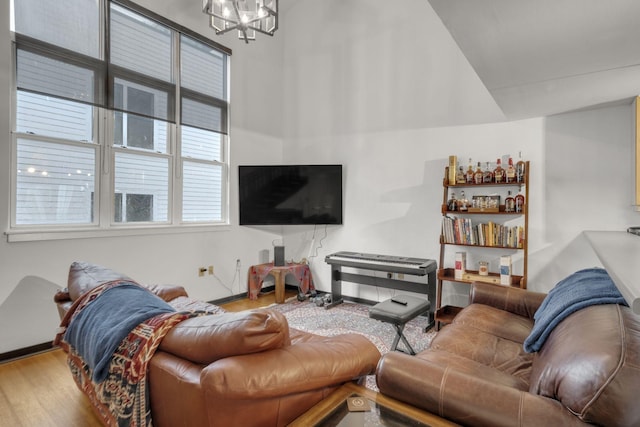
[55,281,204,426]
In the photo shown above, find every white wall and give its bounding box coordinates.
[279,1,639,306]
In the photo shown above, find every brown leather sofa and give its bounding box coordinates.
[54,262,381,427]
[376,281,640,427]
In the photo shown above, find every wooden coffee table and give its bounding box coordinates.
[289,382,460,426]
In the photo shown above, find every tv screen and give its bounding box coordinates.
[239,165,343,225]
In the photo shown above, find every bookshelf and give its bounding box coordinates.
[436,161,530,329]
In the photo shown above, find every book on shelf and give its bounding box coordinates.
[441,217,524,248]
[500,255,512,285]
[455,252,466,279]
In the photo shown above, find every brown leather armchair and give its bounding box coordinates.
[376,282,640,427]
[54,262,381,427]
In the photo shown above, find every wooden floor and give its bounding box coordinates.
[0,290,295,427]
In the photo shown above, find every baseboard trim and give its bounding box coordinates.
[0,342,54,363]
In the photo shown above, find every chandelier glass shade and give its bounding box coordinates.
[202,0,279,43]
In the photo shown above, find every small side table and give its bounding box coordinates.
[247,262,315,303]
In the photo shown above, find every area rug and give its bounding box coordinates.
[269,297,437,390]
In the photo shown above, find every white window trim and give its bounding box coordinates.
[5,223,232,243]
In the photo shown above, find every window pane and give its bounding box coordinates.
[110,3,173,82]
[183,162,222,222]
[113,112,168,153]
[182,97,223,133]
[181,126,221,162]
[113,78,171,122]
[14,0,100,58]
[16,139,95,225]
[181,35,226,100]
[114,152,169,222]
[17,49,97,105]
[17,91,93,142]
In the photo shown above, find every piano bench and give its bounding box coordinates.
[369,295,430,355]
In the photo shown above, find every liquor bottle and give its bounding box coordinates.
[516,151,526,183]
[505,190,515,212]
[483,162,493,183]
[447,191,457,211]
[465,158,474,184]
[448,155,458,184]
[515,189,525,213]
[474,162,483,184]
[493,159,504,183]
[506,157,516,183]
[458,190,469,211]
[456,166,465,184]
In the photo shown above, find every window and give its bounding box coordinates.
[10,0,231,239]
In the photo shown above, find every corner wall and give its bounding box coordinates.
[279,0,639,305]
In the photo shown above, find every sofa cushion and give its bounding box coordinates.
[453,303,535,343]
[415,349,530,391]
[67,261,134,301]
[159,309,290,364]
[529,304,640,426]
[432,321,534,384]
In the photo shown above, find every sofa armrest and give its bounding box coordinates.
[144,284,188,302]
[376,351,585,427]
[470,282,546,320]
[159,309,289,364]
[201,333,380,399]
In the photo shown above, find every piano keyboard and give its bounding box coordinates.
[325,251,436,276]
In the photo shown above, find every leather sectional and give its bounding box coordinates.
[54,262,381,427]
[376,281,640,427]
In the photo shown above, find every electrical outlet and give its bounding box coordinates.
[208,265,214,275]
[198,267,206,277]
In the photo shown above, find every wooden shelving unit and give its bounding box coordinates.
[436,161,529,329]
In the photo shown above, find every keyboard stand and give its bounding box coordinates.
[326,260,437,331]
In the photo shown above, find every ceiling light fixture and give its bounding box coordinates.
[202,0,278,44]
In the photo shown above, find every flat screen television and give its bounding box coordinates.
[239,165,343,225]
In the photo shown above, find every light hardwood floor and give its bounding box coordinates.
[0,290,295,427]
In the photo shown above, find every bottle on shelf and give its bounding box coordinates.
[505,190,515,212]
[515,189,525,213]
[457,190,469,211]
[456,166,466,184]
[483,162,493,183]
[493,158,504,183]
[474,162,483,184]
[516,151,526,183]
[447,191,457,211]
[465,158,475,184]
[506,157,516,183]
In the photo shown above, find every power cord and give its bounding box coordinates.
[212,259,242,295]
[308,224,328,260]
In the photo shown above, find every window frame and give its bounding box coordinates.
[7,0,232,242]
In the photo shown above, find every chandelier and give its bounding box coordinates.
[202,0,279,43]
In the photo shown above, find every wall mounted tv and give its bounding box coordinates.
[239,165,343,225]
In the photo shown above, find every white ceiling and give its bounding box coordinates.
[428,0,640,119]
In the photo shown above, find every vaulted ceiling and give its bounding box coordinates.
[428,0,640,119]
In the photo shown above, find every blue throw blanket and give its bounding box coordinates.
[523,268,627,353]
[64,282,176,383]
